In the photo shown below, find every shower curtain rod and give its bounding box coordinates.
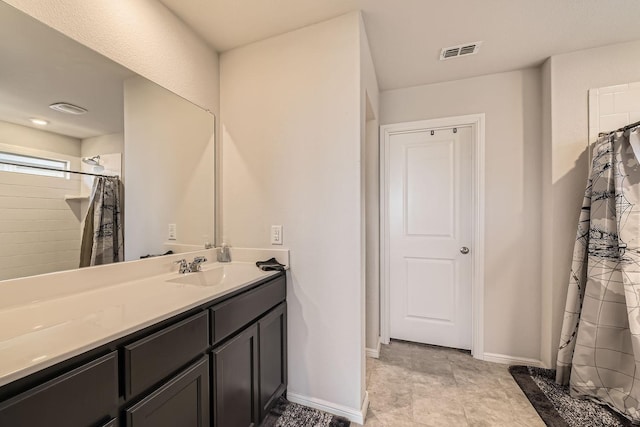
[600,120,640,136]
[0,161,117,178]
[621,120,640,132]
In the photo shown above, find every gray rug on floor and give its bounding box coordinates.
[509,366,633,427]
[261,397,351,427]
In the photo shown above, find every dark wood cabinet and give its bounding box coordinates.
[212,324,259,427]
[0,272,286,427]
[211,302,288,426]
[259,302,287,420]
[126,356,209,427]
[0,351,118,427]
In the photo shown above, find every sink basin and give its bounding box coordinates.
[167,266,225,287]
[166,263,271,287]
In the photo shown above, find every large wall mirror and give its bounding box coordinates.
[0,3,215,281]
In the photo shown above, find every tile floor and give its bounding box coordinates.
[356,340,545,426]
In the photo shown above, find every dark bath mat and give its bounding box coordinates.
[261,397,350,427]
[509,365,633,427]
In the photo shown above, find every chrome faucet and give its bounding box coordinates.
[174,259,189,274]
[189,256,208,272]
[175,256,207,274]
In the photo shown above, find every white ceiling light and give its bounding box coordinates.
[29,118,48,126]
[49,102,88,115]
[440,41,482,60]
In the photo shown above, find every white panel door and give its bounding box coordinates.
[389,126,472,349]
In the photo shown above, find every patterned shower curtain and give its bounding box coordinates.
[556,127,640,421]
[79,176,123,267]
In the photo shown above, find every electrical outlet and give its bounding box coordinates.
[271,225,283,245]
[168,223,177,240]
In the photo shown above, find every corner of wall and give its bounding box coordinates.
[540,56,554,368]
[358,14,380,114]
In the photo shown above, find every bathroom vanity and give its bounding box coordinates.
[0,261,287,427]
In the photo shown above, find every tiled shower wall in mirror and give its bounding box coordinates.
[0,120,121,280]
[0,121,82,279]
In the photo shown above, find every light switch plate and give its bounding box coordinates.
[168,223,177,240]
[271,225,283,245]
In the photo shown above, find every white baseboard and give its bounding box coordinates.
[365,337,381,359]
[287,391,368,424]
[360,391,369,423]
[483,352,544,368]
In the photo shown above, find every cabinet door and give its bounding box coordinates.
[126,356,209,427]
[259,302,287,420]
[212,323,259,427]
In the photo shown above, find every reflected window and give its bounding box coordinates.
[0,152,69,178]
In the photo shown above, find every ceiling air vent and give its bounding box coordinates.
[49,102,88,115]
[440,41,482,60]
[443,48,460,59]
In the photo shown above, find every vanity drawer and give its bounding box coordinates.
[0,351,118,427]
[124,311,209,399]
[210,275,286,345]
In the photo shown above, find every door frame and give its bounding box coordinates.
[380,113,486,359]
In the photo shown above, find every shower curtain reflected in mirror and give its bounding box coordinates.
[80,176,123,267]
[557,127,640,422]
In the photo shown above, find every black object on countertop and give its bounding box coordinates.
[140,250,174,259]
[256,258,286,271]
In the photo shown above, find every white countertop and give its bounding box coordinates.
[0,261,280,388]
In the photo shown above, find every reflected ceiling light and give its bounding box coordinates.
[29,118,48,126]
[49,102,88,115]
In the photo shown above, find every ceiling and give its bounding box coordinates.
[0,2,134,139]
[159,0,640,91]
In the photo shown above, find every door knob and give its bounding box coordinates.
[460,247,470,254]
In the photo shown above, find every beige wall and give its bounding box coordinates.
[124,77,214,261]
[221,12,365,416]
[381,69,543,360]
[0,121,80,157]
[541,39,640,367]
[81,133,124,158]
[0,122,82,279]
